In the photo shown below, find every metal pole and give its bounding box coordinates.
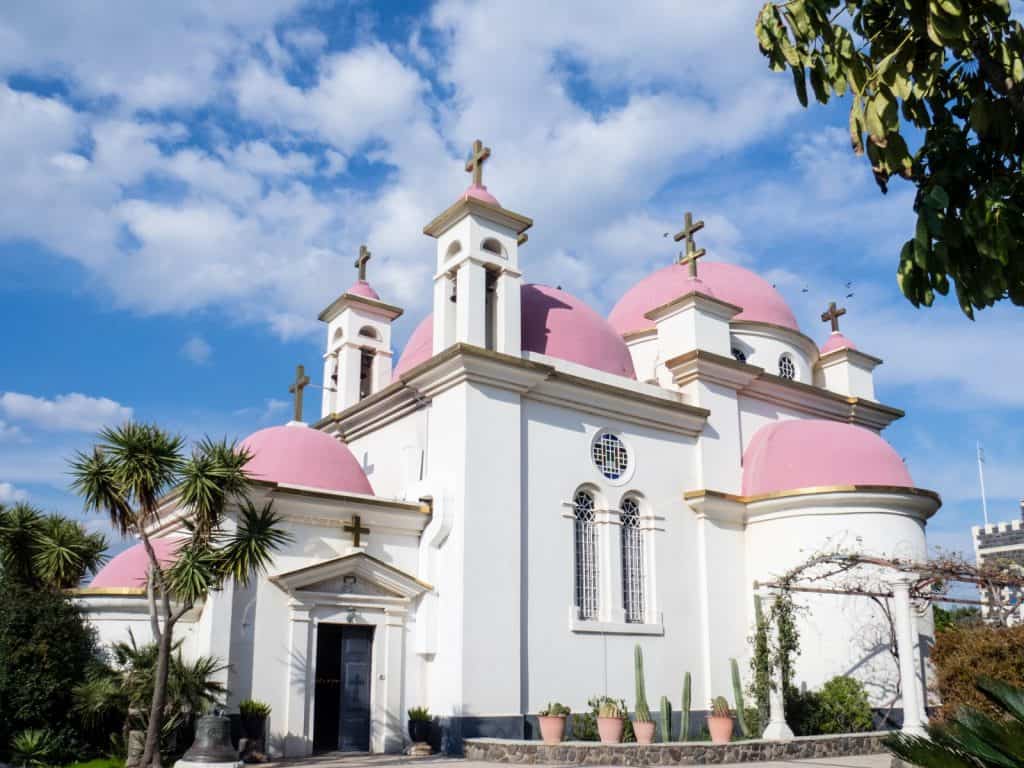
[978,442,989,527]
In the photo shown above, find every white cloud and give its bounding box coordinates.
[0,392,133,432]
[180,336,213,365]
[0,482,28,504]
[0,420,23,441]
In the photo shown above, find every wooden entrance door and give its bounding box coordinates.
[313,624,374,752]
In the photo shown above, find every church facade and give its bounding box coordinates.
[77,142,940,755]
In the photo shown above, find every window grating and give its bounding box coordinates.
[620,497,645,623]
[592,433,629,480]
[573,490,599,620]
[778,354,796,380]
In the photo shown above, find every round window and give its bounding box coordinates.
[778,354,796,380]
[592,432,631,482]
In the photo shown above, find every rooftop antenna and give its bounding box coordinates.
[977,441,989,527]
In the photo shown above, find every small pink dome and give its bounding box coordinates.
[393,284,636,379]
[821,332,857,354]
[742,420,913,496]
[240,425,373,495]
[90,537,180,588]
[609,261,799,336]
[460,184,500,206]
[346,280,380,300]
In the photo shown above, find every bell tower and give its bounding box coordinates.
[318,245,403,417]
[423,139,533,357]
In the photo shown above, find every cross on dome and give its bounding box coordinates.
[465,139,491,187]
[354,244,372,281]
[673,211,706,278]
[821,301,847,333]
[288,364,311,423]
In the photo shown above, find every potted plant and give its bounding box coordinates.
[707,696,734,744]
[239,699,272,759]
[594,696,625,744]
[408,706,432,745]
[537,702,571,744]
[632,646,656,744]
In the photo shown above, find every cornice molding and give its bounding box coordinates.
[643,291,743,324]
[423,197,533,238]
[816,346,884,370]
[665,349,763,390]
[318,292,404,324]
[319,344,710,439]
[743,372,904,430]
[270,550,432,597]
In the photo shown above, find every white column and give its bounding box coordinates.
[338,344,362,410]
[455,261,486,347]
[758,589,794,740]
[379,609,407,753]
[284,605,314,756]
[322,351,338,417]
[495,269,521,355]
[892,575,927,737]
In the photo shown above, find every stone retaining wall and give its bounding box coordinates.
[464,732,889,765]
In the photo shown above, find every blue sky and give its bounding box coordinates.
[0,0,1021,561]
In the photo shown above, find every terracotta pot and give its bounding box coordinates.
[538,715,566,744]
[707,715,734,744]
[633,720,656,744]
[597,716,624,744]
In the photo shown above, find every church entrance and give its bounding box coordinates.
[312,624,374,752]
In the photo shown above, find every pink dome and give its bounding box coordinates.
[821,332,857,354]
[609,261,799,336]
[742,420,913,496]
[460,184,500,206]
[393,284,636,379]
[346,280,380,300]
[90,537,180,588]
[240,425,373,495]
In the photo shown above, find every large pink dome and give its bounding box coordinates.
[609,261,800,336]
[90,537,180,588]
[241,425,373,495]
[742,420,913,496]
[393,284,636,379]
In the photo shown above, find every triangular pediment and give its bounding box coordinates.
[269,551,431,600]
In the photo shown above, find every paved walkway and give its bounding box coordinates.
[265,752,891,768]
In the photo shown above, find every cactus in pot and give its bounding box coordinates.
[537,702,570,744]
[659,696,672,742]
[593,696,625,744]
[707,696,734,744]
[632,645,656,743]
[680,671,692,741]
[730,658,750,737]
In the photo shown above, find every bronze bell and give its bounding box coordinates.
[181,713,238,764]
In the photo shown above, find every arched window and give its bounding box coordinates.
[481,237,503,257]
[573,489,599,620]
[358,326,379,340]
[778,353,796,381]
[620,497,645,623]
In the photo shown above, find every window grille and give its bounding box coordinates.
[573,490,599,620]
[592,433,630,480]
[778,354,796,380]
[620,497,645,623]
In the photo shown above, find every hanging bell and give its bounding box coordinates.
[179,712,239,765]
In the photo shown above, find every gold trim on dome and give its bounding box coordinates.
[684,484,941,505]
[68,586,147,597]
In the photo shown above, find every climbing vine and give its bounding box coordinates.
[749,586,801,718]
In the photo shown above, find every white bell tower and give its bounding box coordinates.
[318,245,403,418]
[423,139,533,357]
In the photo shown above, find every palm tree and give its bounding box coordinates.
[0,502,108,589]
[886,676,1024,767]
[70,422,291,768]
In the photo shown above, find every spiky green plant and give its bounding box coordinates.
[239,699,272,718]
[659,696,672,742]
[887,675,1024,767]
[710,696,731,718]
[731,658,750,737]
[634,644,652,722]
[10,728,60,768]
[0,503,108,589]
[680,671,692,741]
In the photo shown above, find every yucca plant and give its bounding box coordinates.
[886,676,1024,768]
[239,699,272,718]
[0,503,107,589]
[10,729,60,768]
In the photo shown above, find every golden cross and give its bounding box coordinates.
[288,364,310,422]
[465,139,491,187]
[344,514,370,547]
[673,211,706,277]
[354,244,371,281]
[821,301,847,333]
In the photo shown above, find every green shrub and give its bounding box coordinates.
[784,686,821,736]
[570,712,598,741]
[0,576,99,751]
[814,677,873,734]
[238,699,271,718]
[407,706,431,721]
[10,729,60,768]
[931,623,1024,721]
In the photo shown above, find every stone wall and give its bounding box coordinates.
[464,732,889,765]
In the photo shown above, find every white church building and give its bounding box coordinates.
[77,142,940,755]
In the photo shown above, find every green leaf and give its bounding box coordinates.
[792,65,808,107]
[849,97,865,155]
[810,57,830,103]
